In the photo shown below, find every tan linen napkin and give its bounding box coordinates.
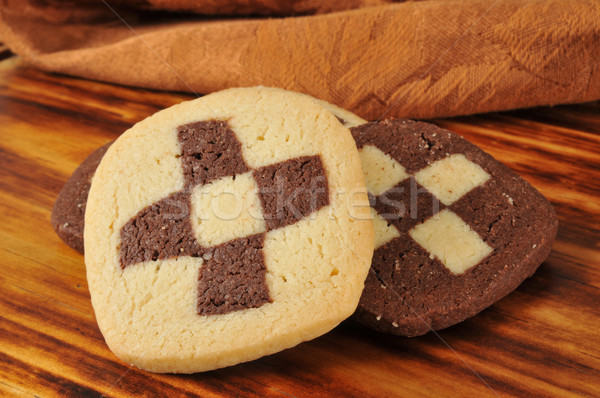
[1,0,598,120]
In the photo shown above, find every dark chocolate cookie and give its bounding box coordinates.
[351,119,558,337]
[51,141,113,253]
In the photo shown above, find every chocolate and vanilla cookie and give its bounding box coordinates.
[351,119,558,337]
[313,98,367,128]
[51,142,113,253]
[52,98,366,254]
[84,87,374,373]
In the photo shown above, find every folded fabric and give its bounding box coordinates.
[1,0,598,119]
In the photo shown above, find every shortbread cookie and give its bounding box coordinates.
[351,119,557,337]
[313,98,367,128]
[85,87,374,373]
[51,142,113,253]
[52,99,366,254]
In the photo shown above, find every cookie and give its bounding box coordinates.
[312,98,367,128]
[52,100,366,254]
[51,142,113,253]
[351,119,558,337]
[84,87,374,373]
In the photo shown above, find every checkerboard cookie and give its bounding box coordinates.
[312,98,367,128]
[52,98,365,254]
[351,119,558,337]
[84,87,374,373]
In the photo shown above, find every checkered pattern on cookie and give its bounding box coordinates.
[358,135,492,275]
[119,120,329,315]
[350,119,557,337]
[84,87,373,373]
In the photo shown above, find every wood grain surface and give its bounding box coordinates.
[0,55,599,397]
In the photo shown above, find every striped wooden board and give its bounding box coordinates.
[0,55,598,397]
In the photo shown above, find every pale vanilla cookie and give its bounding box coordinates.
[312,98,367,128]
[84,87,374,373]
[351,119,558,337]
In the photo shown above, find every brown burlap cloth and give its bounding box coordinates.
[1,0,599,120]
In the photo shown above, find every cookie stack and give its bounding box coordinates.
[52,87,557,373]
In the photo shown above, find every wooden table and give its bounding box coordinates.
[1,53,598,397]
